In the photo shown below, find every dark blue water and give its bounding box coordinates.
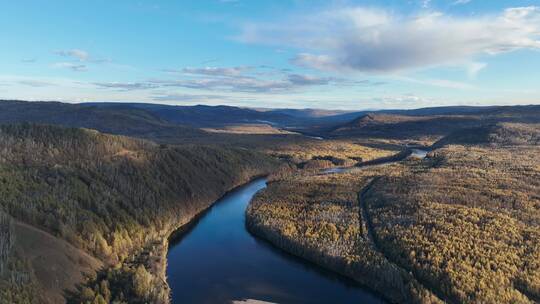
[166,178,384,304]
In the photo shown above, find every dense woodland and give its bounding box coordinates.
[329,106,540,142]
[247,123,540,304]
[366,144,540,303]
[247,163,443,303]
[0,123,277,303]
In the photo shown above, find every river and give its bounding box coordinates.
[166,178,384,304]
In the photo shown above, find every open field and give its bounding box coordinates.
[202,123,299,135]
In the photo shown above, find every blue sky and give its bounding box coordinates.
[1,0,539,110]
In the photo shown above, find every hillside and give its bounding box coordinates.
[0,100,207,141]
[4,100,540,146]
[247,119,540,303]
[330,113,480,140]
[1,220,103,304]
[328,106,540,142]
[365,144,540,303]
[86,103,299,127]
[0,100,400,168]
[434,123,540,147]
[0,124,277,303]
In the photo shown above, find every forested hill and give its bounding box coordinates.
[327,105,540,140]
[0,100,207,141]
[0,123,278,303]
[433,122,540,147]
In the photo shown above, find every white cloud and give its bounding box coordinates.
[16,80,54,87]
[93,82,159,91]
[152,65,357,93]
[167,66,251,77]
[238,6,540,73]
[396,76,475,90]
[287,74,331,86]
[291,53,340,72]
[53,62,88,72]
[90,65,359,94]
[373,94,427,105]
[55,49,89,61]
[152,77,293,93]
[152,93,230,102]
[466,62,487,79]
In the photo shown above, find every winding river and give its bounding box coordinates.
[166,178,384,304]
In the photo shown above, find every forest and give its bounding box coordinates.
[0,123,277,303]
[246,123,540,304]
[366,144,540,303]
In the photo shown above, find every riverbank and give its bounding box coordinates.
[166,177,384,303]
[149,174,272,302]
[69,172,278,304]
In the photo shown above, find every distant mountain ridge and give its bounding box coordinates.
[85,102,513,127]
[2,100,540,142]
[85,102,299,127]
[327,105,540,140]
[0,100,206,141]
[434,122,540,147]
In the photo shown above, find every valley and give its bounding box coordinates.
[3,2,540,303]
[0,100,539,303]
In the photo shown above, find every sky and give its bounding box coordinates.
[1,0,540,110]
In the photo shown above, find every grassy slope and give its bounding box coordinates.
[0,124,278,303]
[7,221,102,304]
[433,123,540,147]
[327,106,540,143]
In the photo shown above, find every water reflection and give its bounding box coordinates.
[166,178,384,304]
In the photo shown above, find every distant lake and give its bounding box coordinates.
[166,178,384,304]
